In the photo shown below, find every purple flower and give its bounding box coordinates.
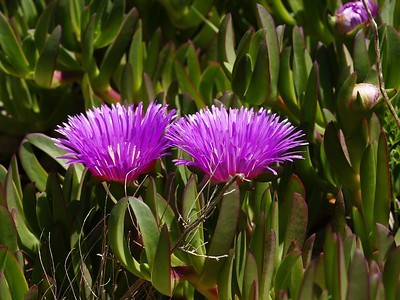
[166,105,307,183]
[336,0,378,34]
[54,102,176,183]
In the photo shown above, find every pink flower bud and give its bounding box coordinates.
[336,0,378,34]
[352,83,380,109]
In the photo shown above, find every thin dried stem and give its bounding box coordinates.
[361,0,400,129]
[170,174,239,252]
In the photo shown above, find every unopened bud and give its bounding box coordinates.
[352,83,379,110]
[336,0,378,34]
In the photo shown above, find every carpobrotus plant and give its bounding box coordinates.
[1,0,400,299]
[54,102,176,183]
[167,105,307,183]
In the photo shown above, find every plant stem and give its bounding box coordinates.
[170,174,239,252]
[361,0,400,129]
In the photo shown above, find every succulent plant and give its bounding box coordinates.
[0,0,400,299]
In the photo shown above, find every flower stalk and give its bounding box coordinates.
[361,0,400,129]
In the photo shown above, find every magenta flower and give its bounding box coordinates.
[55,102,176,182]
[166,105,307,183]
[336,0,378,34]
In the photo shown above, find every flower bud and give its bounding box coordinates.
[336,0,378,34]
[337,79,379,139]
[352,83,380,110]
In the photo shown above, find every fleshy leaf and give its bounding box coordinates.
[382,247,400,300]
[199,183,240,287]
[0,246,29,300]
[347,249,369,300]
[152,225,172,296]
[217,14,235,79]
[34,26,61,88]
[108,198,143,278]
[19,133,84,192]
[374,132,391,226]
[0,12,30,75]
[0,207,18,253]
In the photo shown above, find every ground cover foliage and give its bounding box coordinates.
[0,0,400,299]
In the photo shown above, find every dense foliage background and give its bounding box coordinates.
[0,0,400,299]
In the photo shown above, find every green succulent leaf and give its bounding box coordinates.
[82,15,97,79]
[274,247,302,294]
[5,157,40,253]
[298,261,316,299]
[282,193,308,257]
[34,26,61,88]
[234,232,247,295]
[218,250,235,300]
[374,132,391,226]
[262,1,296,24]
[251,215,276,298]
[199,183,240,288]
[280,175,305,241]
[353,30,371,82]
[19,133,84,192]
[46,173,69,238]
[82,73,103,109]
[144,28,161,79]
[0,207,19,253]
[352,207,370,257]
[0,272,12,300]
[374,224,395,265]
[255,5,280,105]
[54,0,78,50]
[34,3,54,52]
[199,62,229,106]
[174,61,206,109]
[243,252,258,300]
[69,0,83,40]
[382,247,400,300]
[108,197,143,278]
[94,7,139,90]
[128,197,160,269]
[301,61,319,141]
[0,12,30,76]
[323,122,358,190]
[292,26,312,99]
[217,14,235,79]
[347,249,369,300]
[0,246,29,300]
[152,225,172,296]
[181,175,205,273]
[79,262,93,300]
[243,41,270,105]
[383,25,400,89]
[128,20,143,95]
[360,144,376,232]
[162,0,214,29]
[185,42,202,89]
[142,73,156,104]
[94,0,125,48]
[36,193,53,233]
[121,62,134,103]
[22,183,41,236]
[232,53,252,97]
[279,46,299,114]
[324,229,348,300]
